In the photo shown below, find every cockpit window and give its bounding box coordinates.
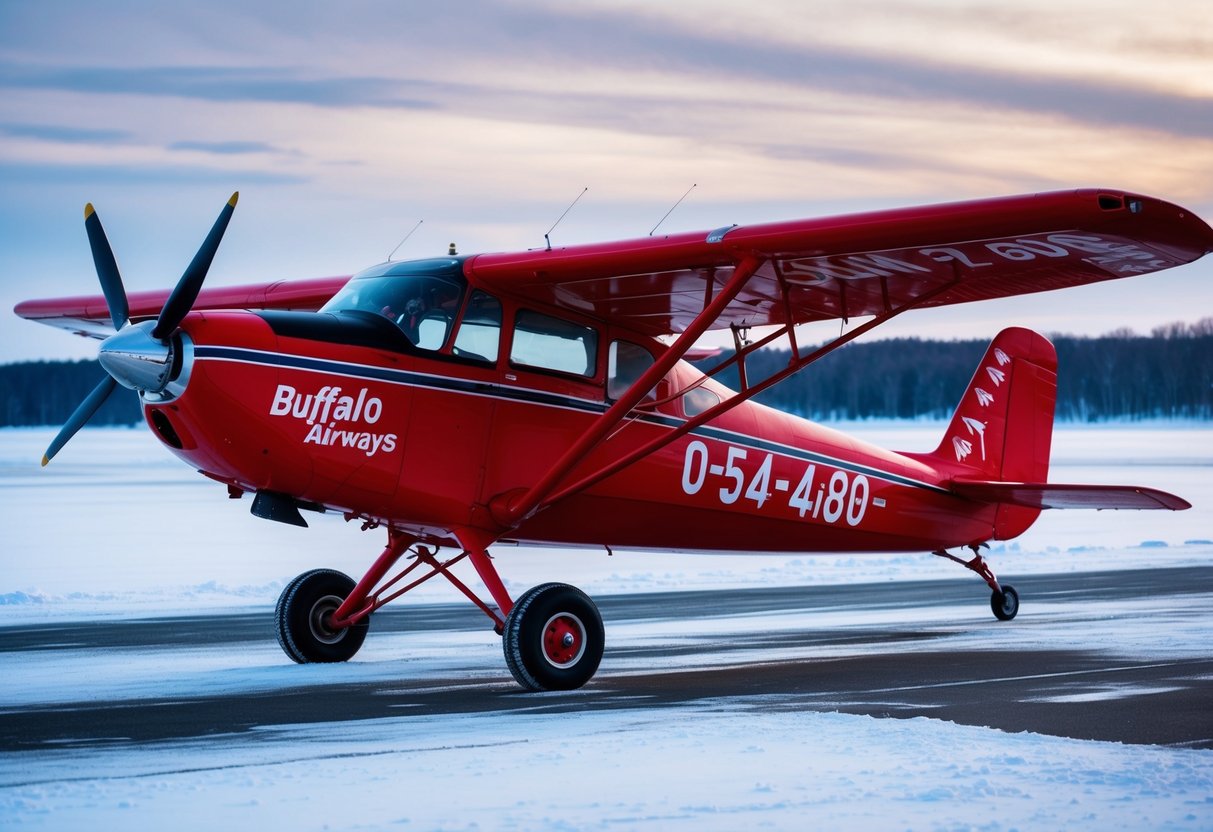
[321,273,464,351]
[452,291,502,363]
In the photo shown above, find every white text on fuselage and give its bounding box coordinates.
[269,384,398,457]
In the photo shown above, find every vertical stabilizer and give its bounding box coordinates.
[931,327,1058,538]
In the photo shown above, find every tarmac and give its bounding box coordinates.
[2,567,1210,752]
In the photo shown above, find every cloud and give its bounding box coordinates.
[530,7,1213,140]
[168,140,287,155]
[0,65,440,110]
[2,3,1208,142]
[0,161,307,187]
[0,122,132,144]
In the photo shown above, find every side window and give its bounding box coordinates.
[511,310,598,378]
[452,291,502,363]
[608,340,655,400]
[683,386,721,417]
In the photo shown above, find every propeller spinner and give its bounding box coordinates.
[41,193,239,466]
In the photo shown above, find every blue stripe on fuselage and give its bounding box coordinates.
[194,346,947,494]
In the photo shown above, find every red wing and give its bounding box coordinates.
[466,189,1213,337]
[14,276,350,339]
[950,480,1191,510]
[17,190,1212,341]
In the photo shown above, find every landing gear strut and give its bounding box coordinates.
[934,545,1019,622]
[275,528,605,691]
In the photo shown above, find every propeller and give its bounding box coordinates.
[41,192,239,466]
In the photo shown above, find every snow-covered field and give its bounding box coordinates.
[2,422,1210,618]
[5,704,1212,831]
[1,423,1211,830]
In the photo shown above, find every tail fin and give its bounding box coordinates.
[932,327,1058,538]
[927,327,1189,527]
[934,327,1058,481]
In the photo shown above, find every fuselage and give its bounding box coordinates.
[137,258,1003,555]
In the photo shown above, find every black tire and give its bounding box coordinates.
[502,583,604,691]
[991,584,1019,621]
[275,569,369,663]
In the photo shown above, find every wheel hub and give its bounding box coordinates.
[541,613,586,668]
[309,594,348,644]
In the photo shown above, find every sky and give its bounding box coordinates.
[2,0,1211,361]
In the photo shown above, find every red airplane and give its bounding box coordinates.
[15,189,1210,691]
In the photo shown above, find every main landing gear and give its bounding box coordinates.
[933,545,1019,621]
[275,568,370,662]
[274,529,606,691]
[503,583,604,691]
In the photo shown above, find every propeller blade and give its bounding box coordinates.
[152,191,239,341]
[41,375,119,466]
[84,203,130,331]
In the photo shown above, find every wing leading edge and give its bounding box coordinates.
[466,189,1213,337]
[14,276,350,339]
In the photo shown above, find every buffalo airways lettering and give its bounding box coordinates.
[269,384,398,458]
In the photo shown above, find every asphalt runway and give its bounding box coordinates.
[2,567,1210,753]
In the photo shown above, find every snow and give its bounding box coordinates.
[1,422,1210,620]
[1,422,1211,829]
[5,707,1212,831]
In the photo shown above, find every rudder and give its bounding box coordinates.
[932,327,1058,538]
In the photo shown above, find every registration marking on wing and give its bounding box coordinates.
[774,479,790,492]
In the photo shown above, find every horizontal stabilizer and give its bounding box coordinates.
[950,480,1191,511]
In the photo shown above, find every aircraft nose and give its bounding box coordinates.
[98,320,176,393]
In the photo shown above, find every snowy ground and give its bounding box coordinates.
[1,423,1211,829]
[2,422,1210,618]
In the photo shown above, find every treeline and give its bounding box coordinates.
[1,360,142,427]
[1,321,1210,426]
[693,319,1213,422]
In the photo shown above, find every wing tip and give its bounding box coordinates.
[1155,492,1192,511]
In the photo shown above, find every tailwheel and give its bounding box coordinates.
[502,583,604,691]
[276,569,369,663]
[991,584,1019,621]
[934,546,1022,622]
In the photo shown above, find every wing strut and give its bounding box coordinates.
[533,278,960,512]
[493,255,766,526]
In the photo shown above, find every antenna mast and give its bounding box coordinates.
[650,184,697,236]
[545,187,588,251]
[387,220,423,261]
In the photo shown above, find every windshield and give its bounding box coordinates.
[321,272,466,350]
